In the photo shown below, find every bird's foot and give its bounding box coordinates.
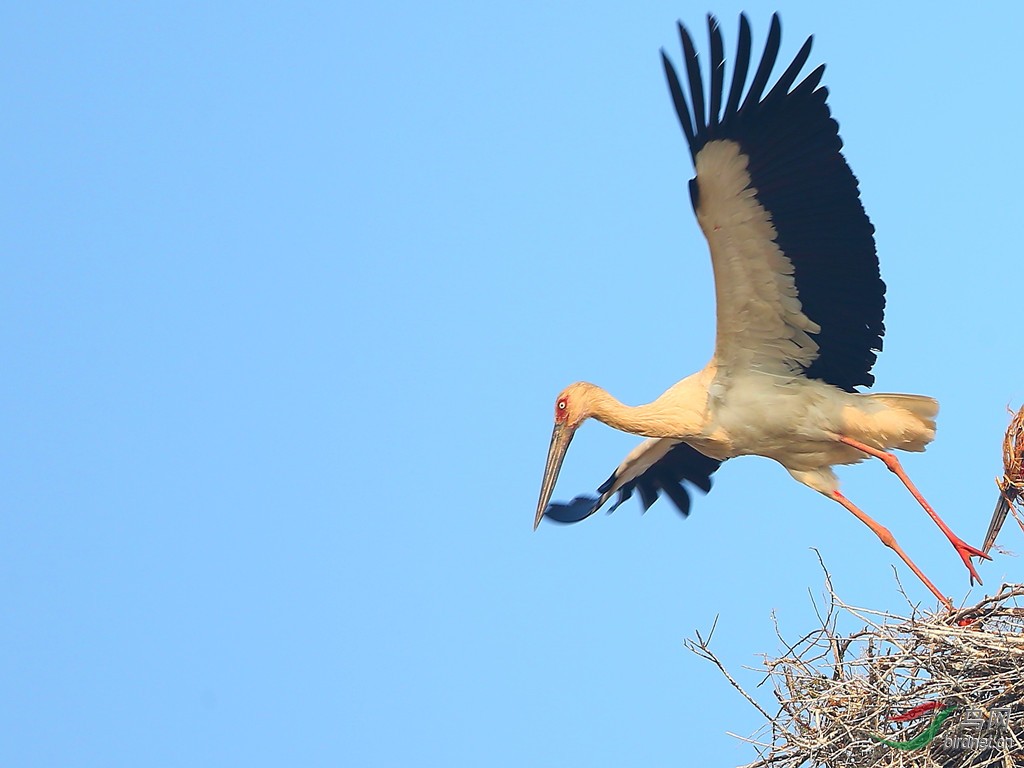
[950,537,992,585]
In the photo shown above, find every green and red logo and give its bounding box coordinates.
[872,702,1014,751]
[870,702,956,751]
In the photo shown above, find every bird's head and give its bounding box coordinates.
[534,382,598,529]
[553,381,599,427]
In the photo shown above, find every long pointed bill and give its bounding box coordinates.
[983,494,1010,554]
[534,422,575,530]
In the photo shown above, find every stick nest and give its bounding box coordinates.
[689,570,1024,768]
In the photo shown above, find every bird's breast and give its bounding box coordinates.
[705,374,846,461]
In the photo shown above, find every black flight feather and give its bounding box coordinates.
[662,13,885,392]
[542,442,722,524]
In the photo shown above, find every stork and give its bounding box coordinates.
[534,14,988,609]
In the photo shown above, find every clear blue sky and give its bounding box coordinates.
[4,2,1023,766]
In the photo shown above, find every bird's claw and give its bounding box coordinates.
[952,538,991,586]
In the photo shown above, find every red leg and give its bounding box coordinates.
[837,435,991,584]
[832,491,953,610]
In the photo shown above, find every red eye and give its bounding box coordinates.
[555,398,568,421]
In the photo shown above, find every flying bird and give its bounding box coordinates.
[534,13,988,609]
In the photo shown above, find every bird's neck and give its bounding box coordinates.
[587,387,704,439]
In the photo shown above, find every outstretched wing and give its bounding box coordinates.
[544,439,723,524]
[662,14,884,392]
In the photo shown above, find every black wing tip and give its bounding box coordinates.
[548,443,722,526]
[598,443,722,519]
[542,495,600,524]
[658,47,673,72]
[661,47,696,156]
[666,13,815,157]
[666,14,825,108]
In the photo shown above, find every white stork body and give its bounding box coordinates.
[558,374,936,493]
[534,14,987,609]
